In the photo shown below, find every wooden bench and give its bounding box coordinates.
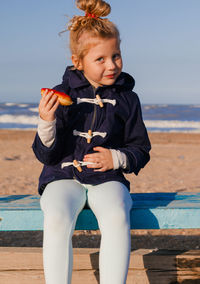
[1,192,200,230]
[1,192,200,283]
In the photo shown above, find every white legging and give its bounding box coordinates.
[40,179,133,284]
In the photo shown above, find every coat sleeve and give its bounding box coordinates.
[118,93,151,175]
[32,104,67,165]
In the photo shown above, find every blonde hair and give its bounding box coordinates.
[68,0,120,60]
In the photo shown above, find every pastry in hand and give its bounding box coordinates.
[41,88,73,106]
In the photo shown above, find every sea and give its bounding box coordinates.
[0,102,200,133]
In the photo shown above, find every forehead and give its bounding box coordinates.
[79,31,120,45]
[84,37,120,56]
[77,31,120,55]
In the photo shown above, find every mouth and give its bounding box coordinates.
[105,74,116,79]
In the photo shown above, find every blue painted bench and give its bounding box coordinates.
[1,192,200,231]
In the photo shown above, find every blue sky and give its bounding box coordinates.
[1,0,199,104]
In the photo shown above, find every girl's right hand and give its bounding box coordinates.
[39,89,60,121]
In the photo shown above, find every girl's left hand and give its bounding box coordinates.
[83,147,113,172]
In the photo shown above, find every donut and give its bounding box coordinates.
[41,88,73,106]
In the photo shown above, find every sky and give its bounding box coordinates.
[0,0,200,104]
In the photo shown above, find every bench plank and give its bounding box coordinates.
[1,247,200,272]
[1,247,200,284]
[2,269,200,284]
[1,193,200,231]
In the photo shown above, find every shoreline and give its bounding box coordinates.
[1,128,200,140]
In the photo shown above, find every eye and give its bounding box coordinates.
[113,53,121,60]
[96,57,104,62]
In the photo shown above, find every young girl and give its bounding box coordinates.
[32,0,151,283]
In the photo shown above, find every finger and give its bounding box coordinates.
[41,90,54,101]
[40,91,54,109]
[41,89,48,98]
[83,153,100,161]
[93,146,106,152]
[39,94,58,119]
[39,90,47,105]
[43,91,55,106]
[94,165,107,172]
[51,98,60,111]
[48,98,59,115]
[44,94,58,112]
[86,161,102,169]
[86,160,100,167]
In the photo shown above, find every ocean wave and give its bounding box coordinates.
[143,104,168,110]
[0,115,38,125]
[144,120,200,129]
[18,103,29,108]
[4,103,30,108]
[5,103,18,107]
[29,107,39,113]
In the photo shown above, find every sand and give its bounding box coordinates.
[0,130,200,249]
[0,130,200,195]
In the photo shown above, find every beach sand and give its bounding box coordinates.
[1,130,200,195]
[0,130,200,249]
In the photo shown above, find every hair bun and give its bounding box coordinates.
[68,0,120,60]
[76,0,111,18]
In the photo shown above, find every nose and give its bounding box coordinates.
[106,59,116,70]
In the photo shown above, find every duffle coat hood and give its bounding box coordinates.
[32,67,151,195]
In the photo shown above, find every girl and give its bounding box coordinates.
[32,0,151,283]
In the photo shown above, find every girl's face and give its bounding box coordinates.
[72,37,123,88]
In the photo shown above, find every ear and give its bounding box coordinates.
[71,54,83,70]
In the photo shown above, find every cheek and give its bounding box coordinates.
[118,59,123,70]
[92,66,103,75]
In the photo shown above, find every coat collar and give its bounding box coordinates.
[62,66,135,91]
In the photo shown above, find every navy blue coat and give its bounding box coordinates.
[32,67,151,195]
